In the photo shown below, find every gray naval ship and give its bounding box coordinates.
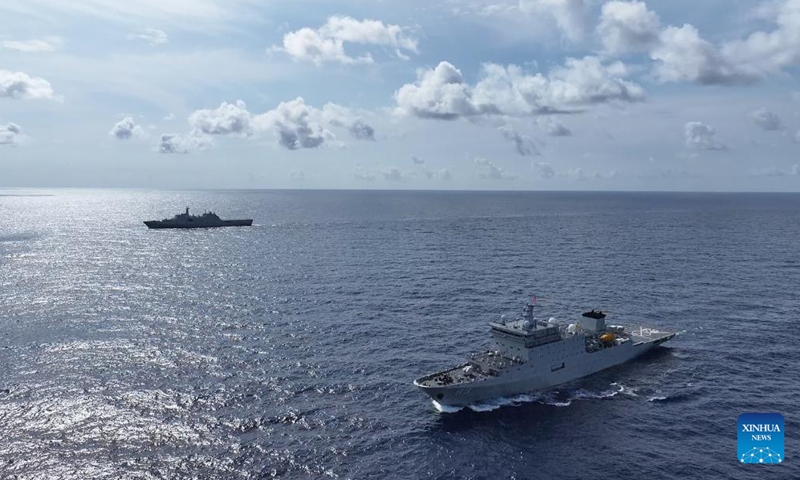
[414,299,675,407]
[144,208,253,229]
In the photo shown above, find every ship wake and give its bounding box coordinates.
[432,383,639,413]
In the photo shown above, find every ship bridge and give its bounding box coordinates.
[489,303,562,361]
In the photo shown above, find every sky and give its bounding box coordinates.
[1,0,800,191]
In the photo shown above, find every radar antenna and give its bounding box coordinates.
[523,295,535,322]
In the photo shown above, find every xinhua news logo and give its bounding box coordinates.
[738,413,784,464]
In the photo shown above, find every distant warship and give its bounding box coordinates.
[144,208,252,229]
[414,299,675,407]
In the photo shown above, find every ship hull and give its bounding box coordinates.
[144,219,253,229]
[415,333,673,407]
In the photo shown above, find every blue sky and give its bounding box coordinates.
[1,0,800,190]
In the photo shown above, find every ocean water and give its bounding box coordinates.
[0,189,798,479]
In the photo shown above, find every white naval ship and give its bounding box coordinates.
[144,208,253,229]
[414,299,675,407]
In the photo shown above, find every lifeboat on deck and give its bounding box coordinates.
[599,332,616,343]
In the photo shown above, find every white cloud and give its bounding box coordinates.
[424,168,452,180]
[394,61,482,119]
[750,165,800,177]
[643,0,800,86]
[685,121,727,151]
[499,125,540,156]
[128,28,168,46]
[189,100,254,136]
[163,113,176,121]
[721,0,800,79]
[180,98,373,151]
[322,104,376,141]
[256,98,333,150]
[536,117,572,136]
[279,16,417,65]
[353,167,376,181]
[750,108,783,131]
[597,1,660,55]
[651,24,757,85]
[0,123,22,146]
[412,155,425,165]
[109,117,144,139]
[395,57,644,120]
[0,70,57,100]
[565,167,588,180]
[475,156,516,180]
[519,0,590,43]
[383,167,402,181]
[158,133,212,154]
[348,120,375,141]
[289,170,305,181]
[1,36,63,53]
[534,161,555,178]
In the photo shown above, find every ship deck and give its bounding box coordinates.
[628,328,675,346]
[414,352,523,388]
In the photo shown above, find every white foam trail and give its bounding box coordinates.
[648,396,668,402]
[431,400,462,413]
[468,403,502,412]
[609,382,638,397]
[468,395,517,412]
[435,383,632,413]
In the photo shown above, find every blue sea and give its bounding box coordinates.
[0,189,798,479]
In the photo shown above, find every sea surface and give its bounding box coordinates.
[0,189,798,479]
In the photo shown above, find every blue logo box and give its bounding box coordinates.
[738,413,784,464]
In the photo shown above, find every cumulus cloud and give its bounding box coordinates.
[257,98,333,150]
[634,0,800,85]
[321,103,376,141]
[394,57,644,120]
[179,97,374,151]
[720,0,800,80]
[128,28,168,46]
[424,168,452,180]
[353,167,377,181]
[412,155,425,165]
[348,120,375,141]
[750,108,783,131]
[534,162,556,179]
[189,100,254,136]
[685,121,727,151]
[565,167,588,181]
[394,62,482,119]
[750,165,800,177]
[597,1,661,55]
[499,125,540,156]
[475,157,516,180]
[383,167,403,181]
[520,0,591,43]
[158,133,212,154]
[0,123,22,146]
[536,117,572,136]
[109,117,144,140]
[0,70,57,100]
[651,24,757,85]
[1,37,63,53]
[280,16,417,65]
